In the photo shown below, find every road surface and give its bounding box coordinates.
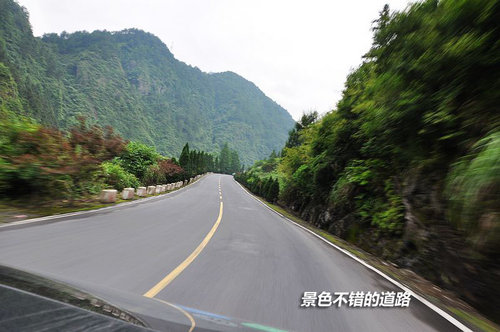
[0,174,461,331]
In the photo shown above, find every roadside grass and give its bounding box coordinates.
[247,190,499,332]
[0,197,139,224]
[0,182,194,224]
[448,307,498,332]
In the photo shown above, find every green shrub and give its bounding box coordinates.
[446,131,500,232]
[117,141,160,180]
[102,161,140,191]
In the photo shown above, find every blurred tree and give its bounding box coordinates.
[117,141,158,180]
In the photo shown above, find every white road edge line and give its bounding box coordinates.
[0,176,206,230]
[233,178,472,332]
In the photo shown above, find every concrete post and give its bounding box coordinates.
[155,185,162,194]
[147,186,156,195]
[100,189,117,203]
[137,187,146,197]
[121,188,134,200]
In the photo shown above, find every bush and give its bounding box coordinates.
[102,161,140,191]
[117,141,160,180]
[446,131,500,249]
[142,159,185,186]
[235,172,280,203]
[267,178,280,202]
[0,112,127,200]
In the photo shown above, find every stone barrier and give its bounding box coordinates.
[100,189,117,203]
[137,187,146,197]
[147,186,156,195]
[96,174,212,205]
[122,188,135,200]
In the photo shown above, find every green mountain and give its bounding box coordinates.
[0,0,294,165]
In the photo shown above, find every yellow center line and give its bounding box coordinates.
[143,201,224,298]
[151,297,196,332]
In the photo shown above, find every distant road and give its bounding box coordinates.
[0,174,462,331]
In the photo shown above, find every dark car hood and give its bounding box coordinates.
[0,265,288,332]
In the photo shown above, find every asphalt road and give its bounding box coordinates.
[0,174,462,331]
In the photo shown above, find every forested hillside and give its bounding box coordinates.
[237,0,500,320]
[0,0,294,165]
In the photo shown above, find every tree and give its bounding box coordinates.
[285,111,318,149]
[179,143,190,174]
[143,158,185,185]
[219,143,231,174]
[230,150,241,174]
[118,141,159,180]
[269,178,280,202]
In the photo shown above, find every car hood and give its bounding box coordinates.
[0,265,288,332]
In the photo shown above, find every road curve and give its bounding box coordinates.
[0,174,461,331]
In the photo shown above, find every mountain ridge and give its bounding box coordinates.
[0,0,294,164]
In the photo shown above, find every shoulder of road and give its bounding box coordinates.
[234,180,499,332]
[0,174,208,231]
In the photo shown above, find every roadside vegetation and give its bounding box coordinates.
[236,0,499,322]
[0,60,241,214]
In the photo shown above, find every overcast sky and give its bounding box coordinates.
[18,0,414,120]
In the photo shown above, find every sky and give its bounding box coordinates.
[17,0,414,120]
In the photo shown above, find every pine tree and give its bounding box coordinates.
[179,143,190,174]
[219,143,231,174]
[269,179,280,202]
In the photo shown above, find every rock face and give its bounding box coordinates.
[136,187,146,197]
[276,167,500,320]
[122,188,134,200]
[147,186,156,195]
[100,189,117,203]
